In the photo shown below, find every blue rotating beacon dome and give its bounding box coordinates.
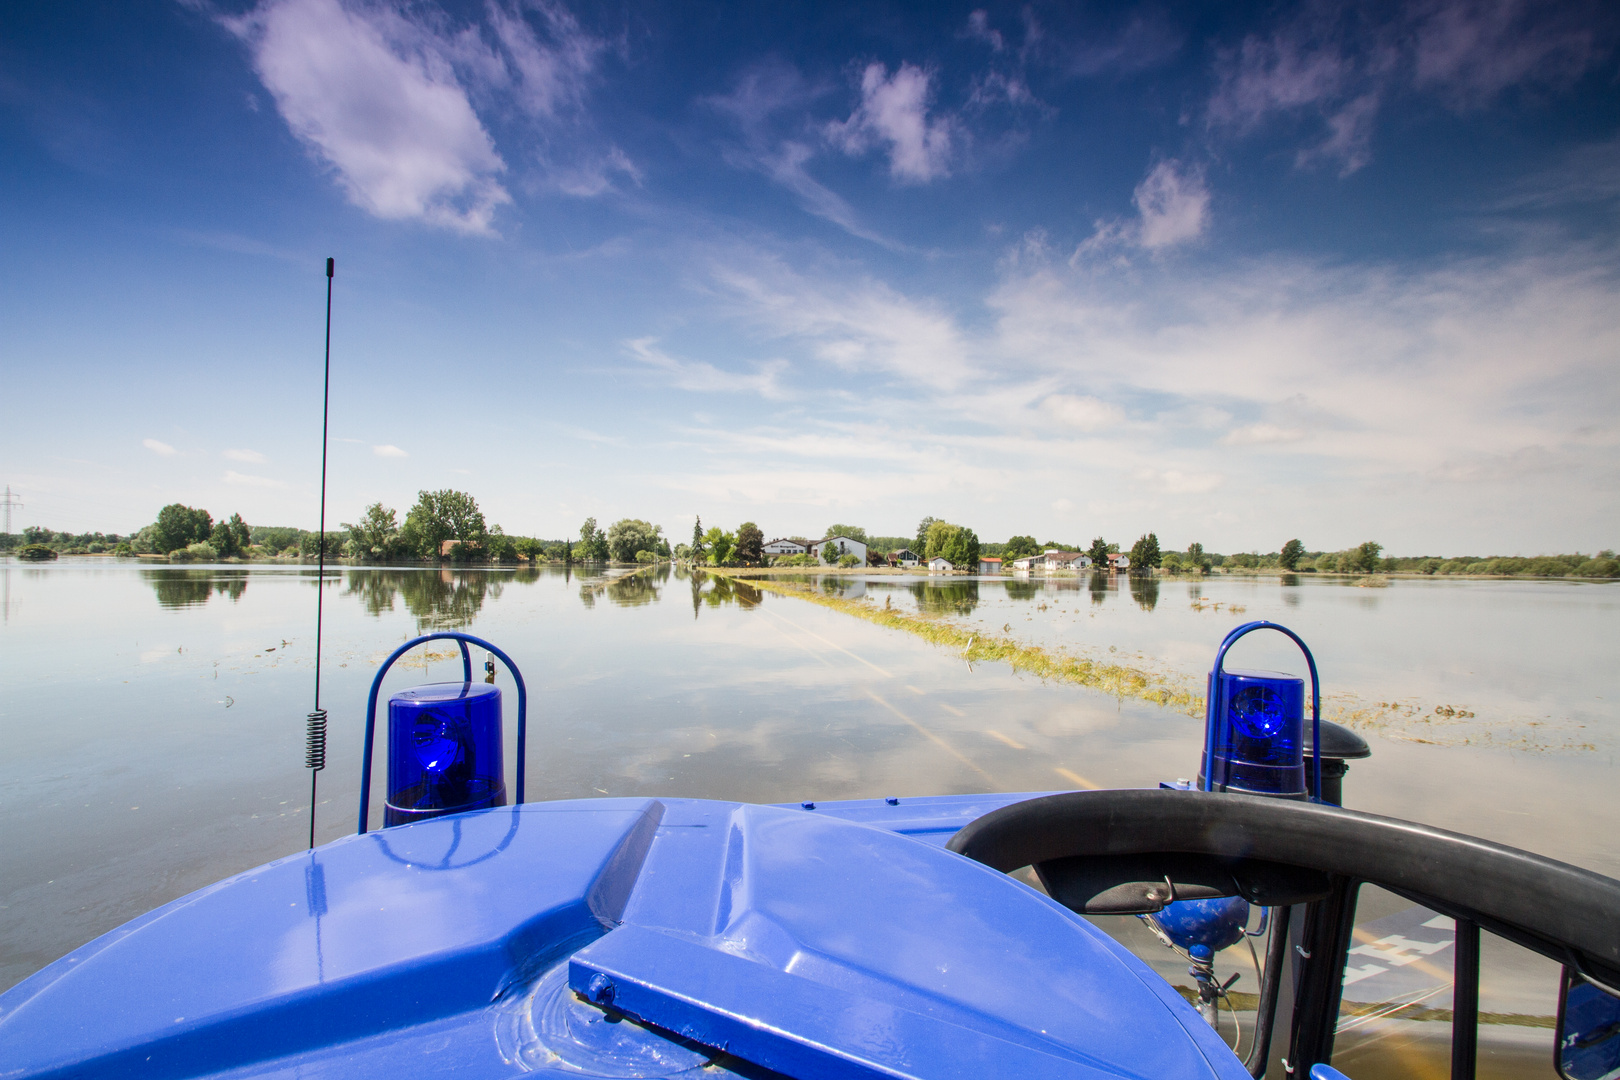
[384,680,506,826]
[1201,667,1306,798]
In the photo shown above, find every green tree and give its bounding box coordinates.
[1129,532,1161,571]
[485,526,517,562]
[210,522,236,558]
[405,490,486,559]
[250,525,301,552]
[299,531,344,559]
[704,526,736,565]
[578,517,609,561]
[1279,538,1305,571]
[1185,541,1211,574]
[514,537,543,562]
[691,516,704,561]
[343,503,401,560]
[1003,535,1039,559]
[154,504,213,554]
[914,516,939,556]
[735,522,764,565]
[942,526,981,568]
[207,513,250,558]
[1087,536,1109,566]
[1352,541,1383,573]
[607,519,663,562]
[823,524,869,545]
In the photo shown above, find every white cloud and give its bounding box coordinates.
[1409,0,1608,106]
[706,63,902,248]
[710,253,973,388]
[143,438,177,456]
[373,444,409,458]
[671,231,1620,552]
[480,0,601,121]
[827,63,954,184]
[1074,158,1209,256]
[224,471,290,489]
[626,338,788,399]
[984,249,1620,547]
[224,448,267,463]
[1133,160,1210,249]
[1042,394,1124,431]
[1206,1,1613,175]
[547,146,642,197]
[1222,423,1305,446]
[965,10,1006,54]
[225,0,509,234]
[1135,468,1225,494]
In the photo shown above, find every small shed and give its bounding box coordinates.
[928,557,953,573]
[978,557,1003,574]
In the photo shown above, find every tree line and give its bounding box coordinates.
[7,502,1615,580]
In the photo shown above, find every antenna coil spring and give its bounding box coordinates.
[305,709,328,771]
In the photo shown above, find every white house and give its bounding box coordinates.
[889,548,920,567]
[1009,555,1041,572]
[812,536,868,565]
[763,538,808,556]
[928,556,953,573]
[1043,550,1085,572]
[1108,552,1131,571]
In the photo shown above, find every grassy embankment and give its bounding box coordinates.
[717,571,1204,716]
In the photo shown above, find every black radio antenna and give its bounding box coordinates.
[306,257,334,849]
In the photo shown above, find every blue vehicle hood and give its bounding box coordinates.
[0,797,1245,1080]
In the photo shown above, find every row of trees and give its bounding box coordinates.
[675,517,764,566]
[916,518,981,568]
[117,504,254,559]
[12,502,1616,581]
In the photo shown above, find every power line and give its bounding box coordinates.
[1,486,21,535]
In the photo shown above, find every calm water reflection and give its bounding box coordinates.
[2,560,1616,1038]
[845,570,1619,754]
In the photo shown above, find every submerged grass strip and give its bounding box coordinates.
[1168,987,1554,1028]
[726,573,1204,716]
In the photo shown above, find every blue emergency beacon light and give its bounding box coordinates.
[1199,620,1322,803]
[383,681,505,827]
[1145,621,1324,1030]
[356,632,529,833]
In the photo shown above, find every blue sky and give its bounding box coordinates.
[3,0,1618,554]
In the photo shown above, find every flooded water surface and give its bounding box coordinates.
[1,561,1615,1078]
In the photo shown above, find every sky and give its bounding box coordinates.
[2,0,1618,555]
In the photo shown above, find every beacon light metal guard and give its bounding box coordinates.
[357,631,529,834]
[1199,620,1322,802]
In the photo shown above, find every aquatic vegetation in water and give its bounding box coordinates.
[728,573,1204,716]
[724,572,1601,756]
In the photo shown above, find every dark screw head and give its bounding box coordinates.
[585,973,615,1007]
